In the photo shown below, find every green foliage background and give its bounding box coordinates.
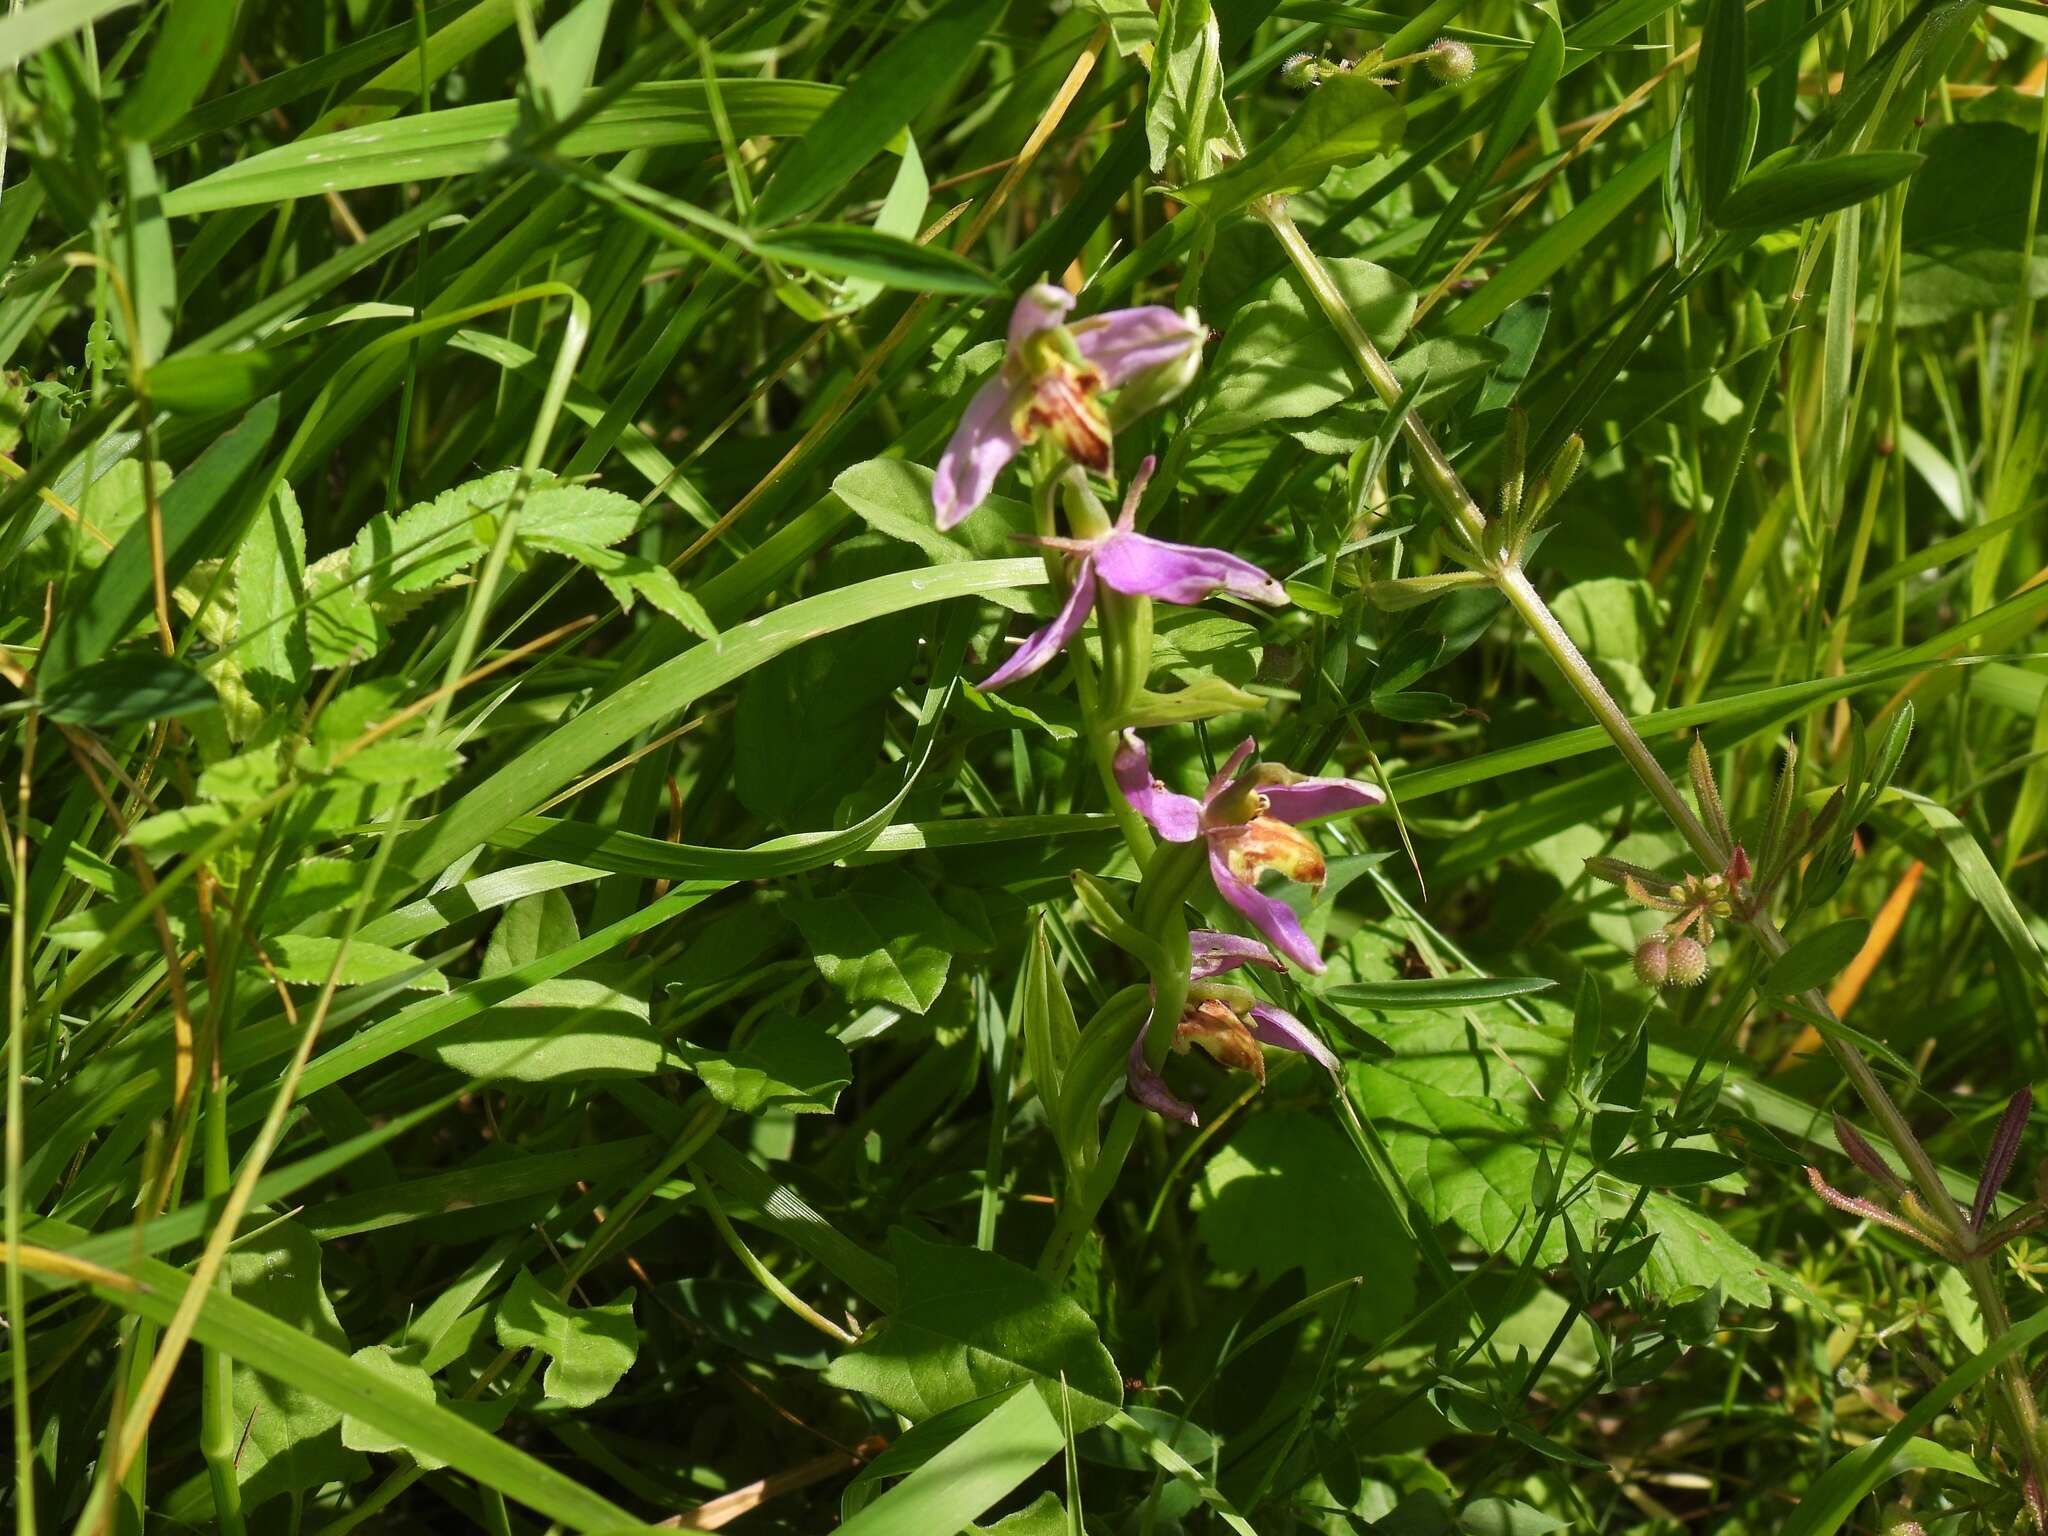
[4,0,2048,1532]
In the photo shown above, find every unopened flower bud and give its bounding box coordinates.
[1281,51,1320,90]
[1427,37,1476,84]
[1666,936,1709,987]
[1634,936,1670,989]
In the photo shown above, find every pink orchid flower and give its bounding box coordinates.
[981,457,1287,690]
[1115,731,1383,973]
[932,284,1204,529]
[1126,994,1340,1127]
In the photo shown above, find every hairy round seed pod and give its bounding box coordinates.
[1281,51,1321,90]
[1427,37,1476,84]
[1633,935,1670,988]
[1665,936,1709,987]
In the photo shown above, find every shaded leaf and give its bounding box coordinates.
[678,1013,852,1115]
[41,652,216,725]
[825,1230,1124,1425]
[493,1269,639,1408]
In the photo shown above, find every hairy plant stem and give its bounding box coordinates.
[1261,195,2048,1506]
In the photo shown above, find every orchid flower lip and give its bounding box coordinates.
[1114,729,1383,974]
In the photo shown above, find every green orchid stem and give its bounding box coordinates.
[1039,843,1202,1285]
[1259,194,2048,1500]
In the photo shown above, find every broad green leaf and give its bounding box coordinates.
[150,345,309,415]
[1147,0,1229,174]
[423,966,659,1082]
[979,1492,1072,1535]
[521,535,716,637]
[786,867,973,1014]
[1459,1498,1570,1536]
[835,1387,1066,1536]
[1189,1112,1417,1337]
[1081,0,1156,56]
[1175,74,1404,218]
[677,1013,853,1115]
[484,889,580,977]
[349,469,517,594]
[1904,122,2046,253]
[1718,150,1923,232]
[1351,1064,1563,1263]
[832,460,1038,609]
[1194,259,1416,435]
[756,223,1001,295]
[223,1223,369,1506]
[127,802,238,857]
[340,1346,450,1470]
[752,0,1006,224]
[493,1268,638,1408]
[1604,1147,1743,1187]
[1762,920,1869,995]
[264,935,449,992]
[1635,1190,1772,1307]
[41,652,216,725]
[825,1230,1124,1426]
[322,736,463,789]
[533,0,610,118]
[514,482,640,547]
